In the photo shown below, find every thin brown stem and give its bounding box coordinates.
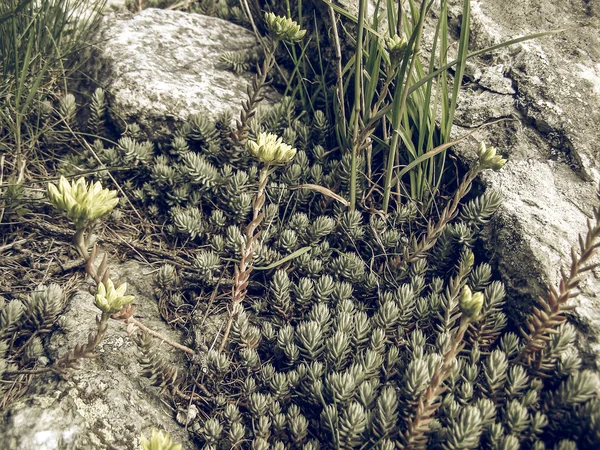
[10,331,39,359]
[125,317,195,356]
[374,74,396,114]
[399,164,480,267]
[403,317,471,449]
[172,385,208,401]
[4,367,61,376]
[55,312,111,371]
[7,312,112,376]
[74,227,90,259]
[220,166,270,351]
[233,42,278,146]
[0,238,27,253]
[71,227,199,370]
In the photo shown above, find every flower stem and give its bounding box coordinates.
[125,317,195,356]
[220,165,270,352]
[233,41,278,146]
[402,317,471,449]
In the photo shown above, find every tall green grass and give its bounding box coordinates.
[271,0,571,214]
[0,0,106,158]
[327,0,473,213]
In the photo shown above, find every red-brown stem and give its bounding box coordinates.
[517,201,600,367]
[73,227,199,364]
[356,67,398,170]
[74,228,90,260]
[6,312,111,376]
[233,42,277,145]
[401,164,480,266]
[403,317,471,449]
[220,165,270,351]
[10,331,39,359]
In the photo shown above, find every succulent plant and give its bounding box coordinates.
[91,99,596,448]
[15,67,598,450]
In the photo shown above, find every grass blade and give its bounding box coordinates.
[349,0,368,210]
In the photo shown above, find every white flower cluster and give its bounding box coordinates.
[248,132,297,165]
[47,176,118,229]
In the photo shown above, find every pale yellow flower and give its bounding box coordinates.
[141,429,182,450]
[94,279,135,314]
[463,249,475,269]
[478,142,507,171]
[248,132,297,165]
[48,176,118,229]
[385,34,408,65]
[264,12,306,42]
[459,285,485,319]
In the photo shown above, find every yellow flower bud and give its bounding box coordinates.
[94,279,135,314]
[463,250,475,269]
[47,176,119,229]
[478,142,507,171]
[459,286,484,319]
[248,132,297,165]
[141,428,182,450]
[385,34,408,66]
[264,12,306,42]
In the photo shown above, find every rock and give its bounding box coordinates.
[446,0,600,367]
[87,8,280,141]
[478,64,516,95]
[453,88,515,128]
[0,261,194,450]
[480,151,600,367]
[104,0,127,10]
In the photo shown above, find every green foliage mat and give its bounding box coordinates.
[23,88,595,448]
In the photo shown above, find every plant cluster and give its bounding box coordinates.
[42,31,599,446]
[257,0,567,214]
[1,2,597,449]
[143,162,600,449]
[0,0,105,157]
[1,171,208,433]
[0,0,106,231]
[0,283,68,404]
[3,177,135,379]
[0,0,110,411]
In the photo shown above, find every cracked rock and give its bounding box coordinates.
[448,0,600,369]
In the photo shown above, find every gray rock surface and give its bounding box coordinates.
[0,261,193,450]
[89,8,279,140]
[446,0,600,366]
[105,0,126,9]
